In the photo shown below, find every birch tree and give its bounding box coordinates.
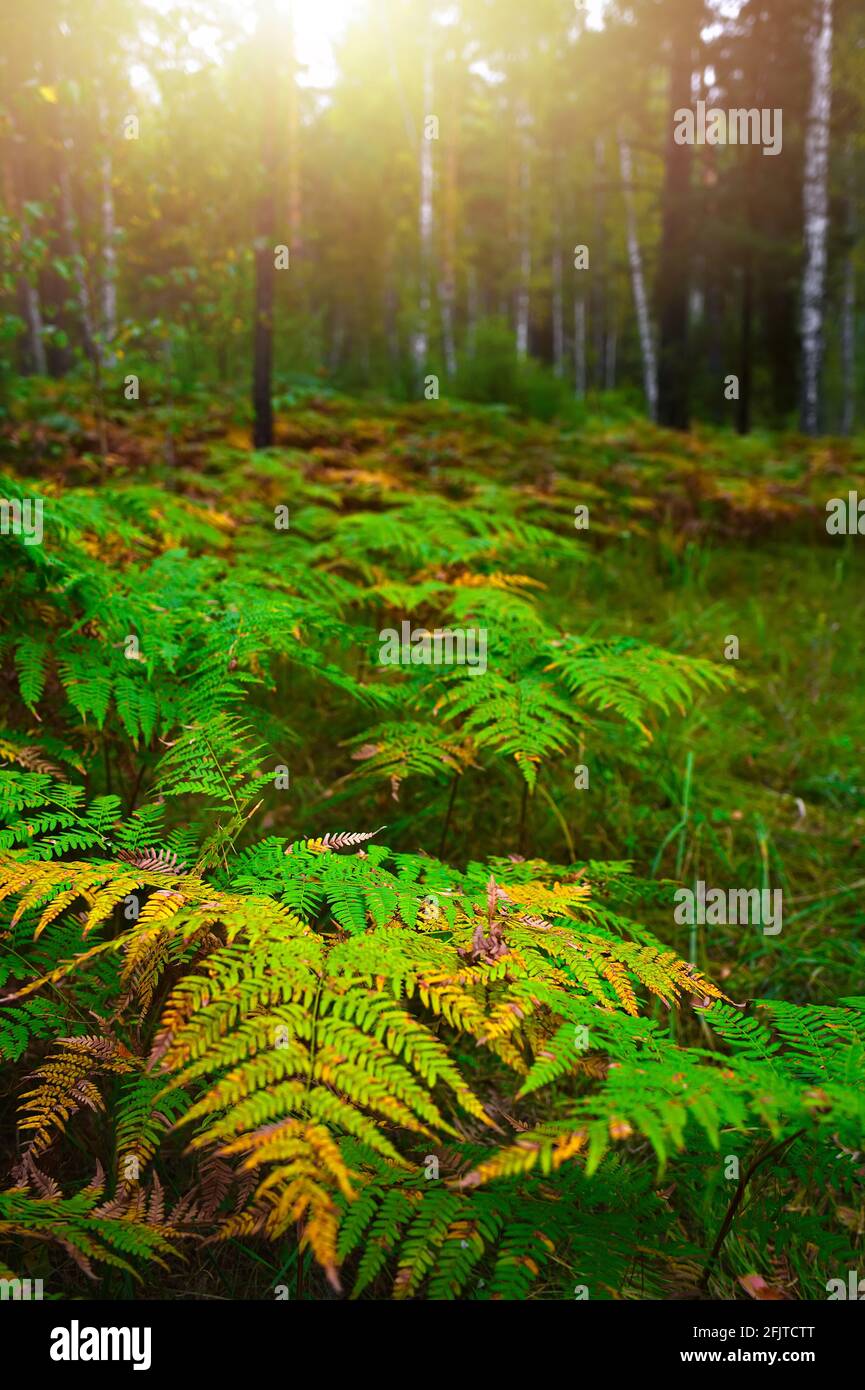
[618,134,658,420]
[98,94,117,366]
[514,99,532,359]
[592,136,607,391]
[437,81,458,382]
[287,2,302,255]
[800,0,833,435]
[655,10,695,430]
[412,50,434,387]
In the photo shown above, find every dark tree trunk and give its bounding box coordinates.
[737,148,756,436]
[762,277,798,424]
[841,142,857,435]
[252,0,278,449]
[591,136,607,391]
[737,258,753,436]
[656,19,693,430]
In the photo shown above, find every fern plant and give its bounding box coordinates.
[0,400,860,1301]
[1,820,861,1297]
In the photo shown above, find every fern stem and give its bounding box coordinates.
[537,782,575,861]
[699,1128,805,1293]
[0,942,91,1024]
[303,973,325,1107]
[296,1222,305,1300]
[199,728,242,821]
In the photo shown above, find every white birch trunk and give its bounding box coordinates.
[437,121,458,380]
[618,133,657,420]
[592,135,607,390]
[514,101,531,359]
[412,51,434,387]
[287,2,302,252]
[99,96,117,365]
[800,0,833,435]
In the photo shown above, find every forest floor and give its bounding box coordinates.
[1,380,864,1299]
[3,382,863,1013]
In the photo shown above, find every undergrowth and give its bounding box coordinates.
[0,383,863,1299]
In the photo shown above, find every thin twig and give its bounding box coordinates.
[699,1128,805,1292]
